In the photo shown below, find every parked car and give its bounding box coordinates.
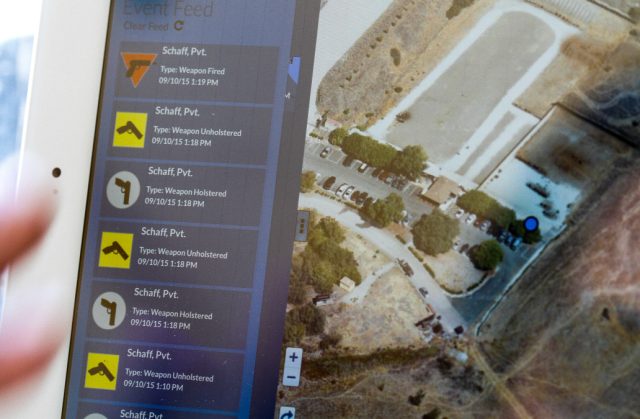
[343,186,355,200]
[397,259,414,277]
[504,233,515,247]
[358,163,368,173]
[480,220,491,232]
[320,146,332,158]
[497,229,509,243]
[312,294,332,306]
[323,176,336,190]
[453,240,461,251]
[336,183,349,197]
[372,167,383,178]
[419,287,429,298]
[510,237,523,251]
[392,176,408,190]
[385,174,396,185]
[455,209,465,219]
[378,170,389,181]
[460,243,470,254]
[466,214,477,225]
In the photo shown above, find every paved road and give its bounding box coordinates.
[299,194,466,332]
[450,235,541,326]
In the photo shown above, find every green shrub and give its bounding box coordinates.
[412,210,460,256]
[470,240,504,271]
[457,190,515,228]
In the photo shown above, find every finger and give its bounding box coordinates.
[0,206,52,270]
[0,282,66,389]
[0,153,61,389]
[0,154,56,269]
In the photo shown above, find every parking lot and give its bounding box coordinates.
[304,140,430,220]
[304,138,536,258]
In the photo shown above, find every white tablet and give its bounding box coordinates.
[10,0,320,417]
[11,0,637,417]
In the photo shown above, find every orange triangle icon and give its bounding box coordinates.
[121,52,158,88]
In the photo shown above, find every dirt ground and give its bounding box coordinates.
[517,106,633,190]
[476,156,640,418]
[342,229,391,278]
[516,34,620,118]
[407,239,485,295]
[316,0,494,128]
[426,249,485,295]
[324,268,431,353]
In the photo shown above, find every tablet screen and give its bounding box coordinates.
[276,0,638,418]
[63,1,319,417]
[65,0,638,417]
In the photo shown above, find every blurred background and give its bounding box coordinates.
[0,0,41,160]
[0,0,41,323]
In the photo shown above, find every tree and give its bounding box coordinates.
[302,251,338,293]
[302,217,361,293]
[391,145,428,180]
[412,210,460,256]
[408,389,426,406]
[308,217,346,249]
[283,305,327,345]
[361,193,405,227]
[319,332,342,350]
[284,320,305,345]
[300,171,316,193]
[328,127,349,146]
[293,304,326,335]
[457,190,515,229]
[510,220,542,244]
[287,273,307,305]
[470,240,504,271]
[342,133,398,168]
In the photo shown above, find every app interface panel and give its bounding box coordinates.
[64,1,318,418]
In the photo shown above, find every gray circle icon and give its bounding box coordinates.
[92,292,126,330]
[106,171,141,209]
[84,414,107,419]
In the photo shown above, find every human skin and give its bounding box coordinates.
[0,155,62,390]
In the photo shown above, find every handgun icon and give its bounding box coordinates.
[102,241,129,261]
[126,60,152,78]
[115,178,132,205]
[101,298,118,326]
[88,362,115,382]
[116,121,143,140]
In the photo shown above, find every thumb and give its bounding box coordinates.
[0,154,56,269]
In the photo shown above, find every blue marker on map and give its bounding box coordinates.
[524,216,539,232]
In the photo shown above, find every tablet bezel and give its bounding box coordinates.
[0,1,110,417]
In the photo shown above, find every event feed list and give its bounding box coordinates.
[76,39,281,418]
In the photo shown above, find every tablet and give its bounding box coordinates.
[12,0,639,417]
[13,0,320,417]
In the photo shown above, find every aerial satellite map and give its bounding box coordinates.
[279,0,640,417]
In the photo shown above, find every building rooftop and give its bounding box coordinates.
[422,177,463,205]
